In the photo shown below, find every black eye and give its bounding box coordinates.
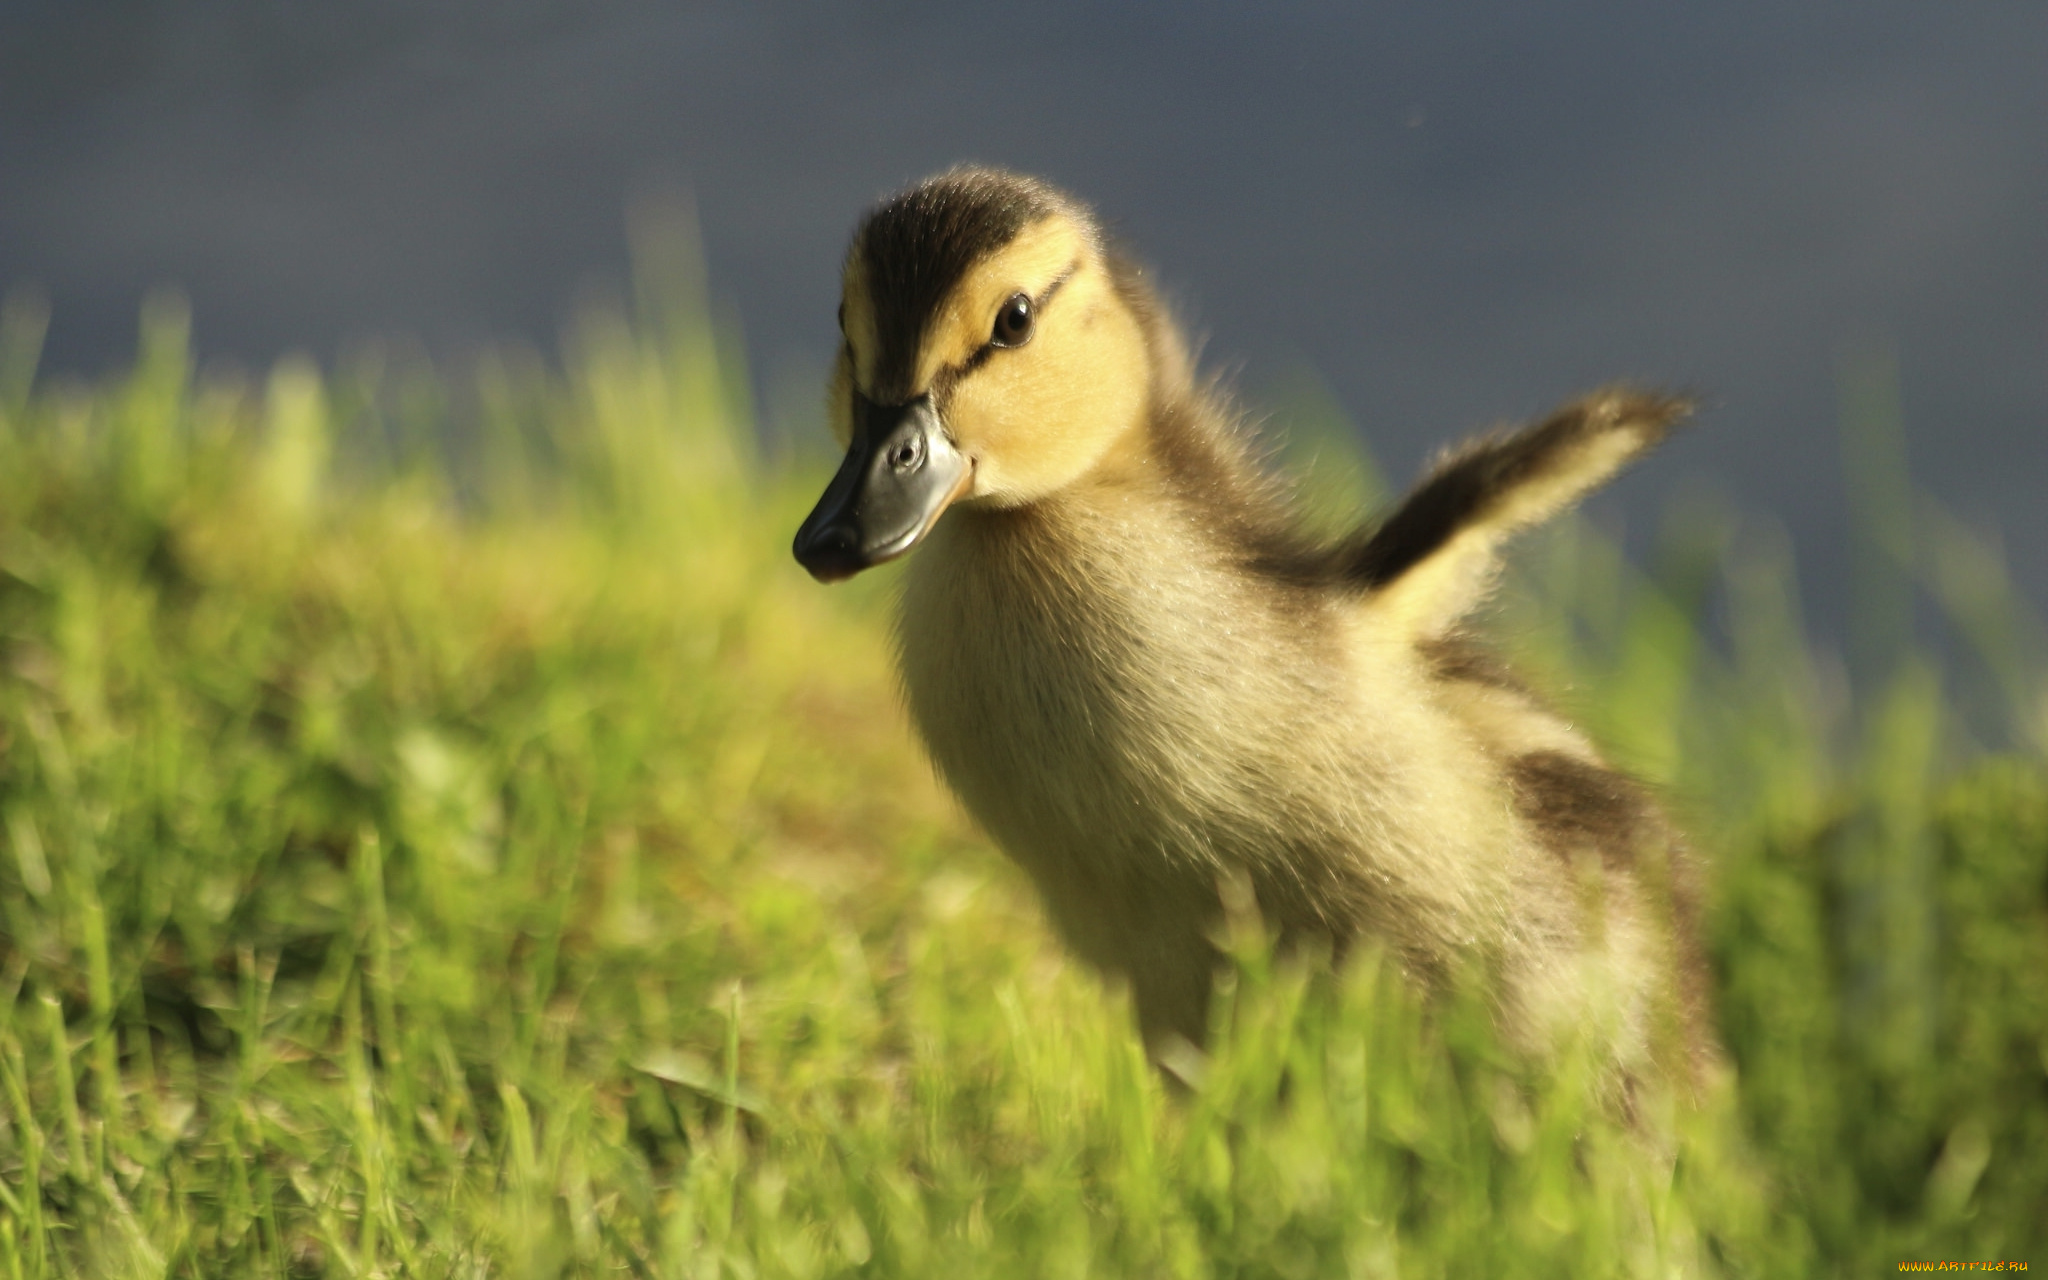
[991,293,1034,347]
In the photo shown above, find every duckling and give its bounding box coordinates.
[793,167,1715,1086]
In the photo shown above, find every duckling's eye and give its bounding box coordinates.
[991,293,1034,348]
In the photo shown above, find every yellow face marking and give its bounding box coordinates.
[825,345,855,447]
[914,217,1087,391]
[838,255,882,394]
[834,210,1153,507]
[933,221,1152,506]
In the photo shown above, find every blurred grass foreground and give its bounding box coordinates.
[0,261,2043,1278]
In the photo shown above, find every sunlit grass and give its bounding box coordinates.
[0,276,2041,1277]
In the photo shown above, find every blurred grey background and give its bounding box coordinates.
[3,0,2043,638]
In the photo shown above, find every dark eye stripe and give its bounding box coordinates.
[956,259,1081,377]
[1035,264,1075,310]
[959,345,997,378]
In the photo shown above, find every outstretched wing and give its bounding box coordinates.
[1350,388,1691,640]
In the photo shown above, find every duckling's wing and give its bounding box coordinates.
[1352,389,1690,640]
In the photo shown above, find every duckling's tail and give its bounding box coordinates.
[1348,388,1692,639]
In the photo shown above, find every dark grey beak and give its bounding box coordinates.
[792,393,972,583]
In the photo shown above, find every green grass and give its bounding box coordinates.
[0,279,2041,1277]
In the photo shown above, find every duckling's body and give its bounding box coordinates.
[900,482,1548,1054]
[796,168,1712,1082]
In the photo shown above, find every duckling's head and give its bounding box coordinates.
[794,168,1154,582]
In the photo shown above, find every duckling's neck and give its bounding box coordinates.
[929,381,1295,653]
[1061,404,1168,500]
[897,418,1327,809]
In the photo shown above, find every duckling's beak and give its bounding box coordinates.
[793,393,972,582]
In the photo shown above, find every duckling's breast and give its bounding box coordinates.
[894,492,1519,970]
